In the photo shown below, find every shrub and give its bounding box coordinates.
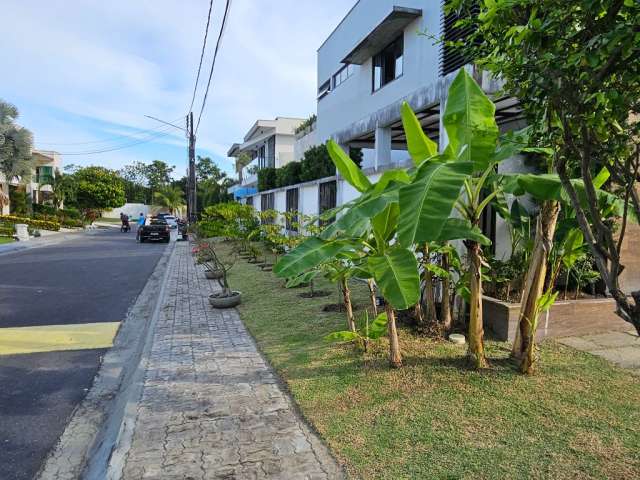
[61,218,84,228]
[0,225,15,237]
[275,162,302,188]
[299,145,335,182]
[0,215,60,231]
[33,204,57,216]
[258,167,277,192]
[59,207,81,219]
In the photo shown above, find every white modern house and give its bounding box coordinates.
[227,117,305,201]
[1,149,62,214]
[237,0,525,258]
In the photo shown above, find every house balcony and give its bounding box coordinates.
[241,159,259,187]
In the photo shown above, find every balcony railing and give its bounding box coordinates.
[241,159,259,187]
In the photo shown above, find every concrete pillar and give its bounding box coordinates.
[374,125,391,171]
[1,182,9,215]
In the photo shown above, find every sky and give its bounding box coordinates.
[1,0,355,178]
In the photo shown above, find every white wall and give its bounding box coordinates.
[317,0,442,143]
[102,203,150,219]
[275,134,296,168]
[294,129,318,162]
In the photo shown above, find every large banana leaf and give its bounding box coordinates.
[273,237,354,278]
[372,203,399,246]
[327,139,371,193]
[508,173,638,222]
[322,186,399,240]
[398,160,473,246]
[371,168,411,194]
[436,218,491,245]
[443,69,499,171]
[368,247,420,310]
[401,101,438,166]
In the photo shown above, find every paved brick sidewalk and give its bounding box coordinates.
[118,242,343,479]
[559,330,640,375]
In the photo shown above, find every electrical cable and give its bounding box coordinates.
[195,0,232,134]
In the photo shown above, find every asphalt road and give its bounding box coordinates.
[0,227,168,480]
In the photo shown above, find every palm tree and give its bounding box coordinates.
[0,100,34,183]
[153,187,185,215]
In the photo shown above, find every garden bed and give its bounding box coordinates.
[218,242,640,479]
[483,295,632,341]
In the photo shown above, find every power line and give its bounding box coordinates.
[53,127,180,155]
[188,0,215,114]
[35,117,184,147]
[195,0,232,134]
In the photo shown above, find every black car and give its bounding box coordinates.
[137,217,171,243]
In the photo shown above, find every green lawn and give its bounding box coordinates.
[219,242,640,480]
[0,236,15,245]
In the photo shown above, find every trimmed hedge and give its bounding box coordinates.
[0,215,61,231]
[0,225,15,237]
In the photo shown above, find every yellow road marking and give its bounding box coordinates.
[0,322,120,355]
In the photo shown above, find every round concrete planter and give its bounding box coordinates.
[209,291,242,309]
[204,269,224,280]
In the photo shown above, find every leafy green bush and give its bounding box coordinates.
[61,218,84,228]
[275,162,302,188]
[0,225,15,237]
[33,204,57,216]
[0,215,60,231]
[59,207,81,219]
[200,203,259,240]
[300,145,335,182]
[258,167,277,192]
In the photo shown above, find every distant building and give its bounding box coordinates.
[228,117,305,201]
[1,149,62,214]
[237,0,529,259]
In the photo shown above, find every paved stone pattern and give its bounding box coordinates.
[559,330,640,375]
[122,242,343,480]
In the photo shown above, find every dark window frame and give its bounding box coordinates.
[333,63,354,89]
[285,188,299,232]
[372,35,404,92]
[318,180,337,227]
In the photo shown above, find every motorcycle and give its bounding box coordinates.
[121,221,131,233]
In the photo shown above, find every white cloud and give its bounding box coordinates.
[0,0,354,177]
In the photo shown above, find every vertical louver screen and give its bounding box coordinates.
[440,0,479,76]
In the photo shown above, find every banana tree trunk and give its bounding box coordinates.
[340,277,357,333]
[367,278,378,317]
[441,245,453,333]
[512,201,560,374]
[467,241,488,369]
[422,245,438,325]
[386,304,402,368]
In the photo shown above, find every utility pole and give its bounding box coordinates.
[186,112,197,223]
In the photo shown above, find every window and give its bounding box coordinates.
[318,181,337,227]
[317,79,331,99]
[36,166,53,184]
[267,136,276,168]
[257,145,266,169]
[333,64,354,89]
[372,35,404,92]
[261,192,274,217]
[285,188,299,231]
[246,196,253,207]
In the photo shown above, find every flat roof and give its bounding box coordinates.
[342,6,422,65]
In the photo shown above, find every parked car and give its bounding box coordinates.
[137,217,171,243]
[164,215,178,229]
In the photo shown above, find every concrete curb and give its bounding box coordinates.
[36,240,176,480]
[0,229,87,256]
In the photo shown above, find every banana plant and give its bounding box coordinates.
[325,310,389,353]
[274,152,420,368]
[397,70,512,368]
